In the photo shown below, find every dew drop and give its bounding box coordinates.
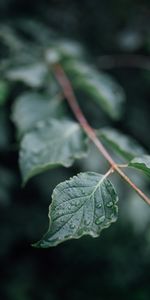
[95,215,105,225]
[70,223,75,229]
[81,189,86,195]
[107,201,113,208]
[96,203,102,209]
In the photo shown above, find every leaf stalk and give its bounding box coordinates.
[54,63,150,206]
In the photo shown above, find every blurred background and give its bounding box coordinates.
[0,0,150,299]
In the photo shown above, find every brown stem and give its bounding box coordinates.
[98,54,150,70]
[54,63,150,206]
[103,167,115,179]
[117,164,128,168]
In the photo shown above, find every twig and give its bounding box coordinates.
[103,167,115,179]
[98,54,150,70]
[54,63,150,206]
[117,164,128,168]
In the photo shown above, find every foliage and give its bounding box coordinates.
[1,0,150,299]
[1,18,149,248]
[35,172,118,247]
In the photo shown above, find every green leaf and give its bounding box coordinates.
[98,127,146,161]
[45,40,85,64]
[35,172,118,247]
[19,119,88,184]
[6,63,48,87]
[0,80,9,106]
[129,155,150,178]
[56,39,85,59]
[0,25,23,51]
[17,19,56,45]
[62,60,125,119]
[12,92,65,136]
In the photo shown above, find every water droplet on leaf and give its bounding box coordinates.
[96,203,102,208]
[81,189,86,195]
[70,223,75,229]
[107,201,113,208]
[95,216,105,225]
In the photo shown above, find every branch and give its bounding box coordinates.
[54,63,150,206]
[98,54,150,70]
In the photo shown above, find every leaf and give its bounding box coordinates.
[19,119,88,184]
[45,40,85,64]
[55,39,85,59]
[17,19,56,45]
[0,25,23,51]
[12,92,65,136]
[129,155,150,178]
[62,60,125,119]
[6,63,48,87]
[98,127,146,161]
[35,172,118,247]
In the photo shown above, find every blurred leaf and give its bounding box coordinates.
[56,39,85,59]
[129,155,150,178]
[124,193,150,233]
[19,119,88,184]
[35,172,118,247]
[45,40,85,64]
[17,18,56,45]
[12,92,65,136]
[6,63,48,87]
[63,60,125,119]
[0,25,23,52]
[98,127,146,161]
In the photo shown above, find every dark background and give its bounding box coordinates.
[0,1,150,299]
